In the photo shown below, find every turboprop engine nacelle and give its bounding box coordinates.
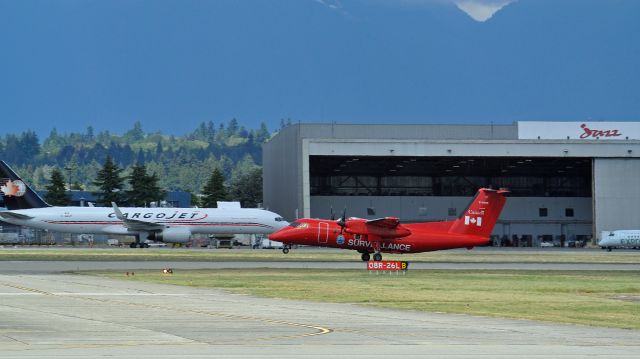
[148,227,192,243]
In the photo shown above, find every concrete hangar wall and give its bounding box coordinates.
[263,122,640,244]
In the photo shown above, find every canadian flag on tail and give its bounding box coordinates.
[464,216,482,227]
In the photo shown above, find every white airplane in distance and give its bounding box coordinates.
[599,230,640,251]
[0,161,289,247]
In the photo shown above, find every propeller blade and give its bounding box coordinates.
[330,206,335,221]
[337,207,347,234]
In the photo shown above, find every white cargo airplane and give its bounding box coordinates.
[0,161,288,247]
[599,230,640,251]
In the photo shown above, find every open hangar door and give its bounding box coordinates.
[309,156,593,247]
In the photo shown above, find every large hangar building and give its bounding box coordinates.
[263,122,640,245]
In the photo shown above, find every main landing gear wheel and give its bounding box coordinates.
[282,247,290,254]
[361,253,370,262]
[373,253,383,261]
[130,242,149,248]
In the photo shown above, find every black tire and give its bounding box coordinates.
[129,243,137,248]
[282,247,290,254]
[373,253,382,261]
[361,253,370,262]
[607,247,612,252]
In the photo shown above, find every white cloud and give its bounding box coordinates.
[356,0,516,23]
[313,0,516,23]
[452,0,516,22]
[314,0,344,10]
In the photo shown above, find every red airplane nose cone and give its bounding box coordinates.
[269,228,288,242]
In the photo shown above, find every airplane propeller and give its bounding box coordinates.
[330,206,335,221]
[337,207,347,234]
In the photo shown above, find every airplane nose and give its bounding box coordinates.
[269,228,289,242]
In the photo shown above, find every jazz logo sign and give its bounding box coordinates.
[464,216,482,226]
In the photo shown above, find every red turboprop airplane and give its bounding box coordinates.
[269,188,508,261]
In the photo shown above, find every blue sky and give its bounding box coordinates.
[1,0,639,137]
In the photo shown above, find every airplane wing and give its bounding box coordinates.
[344,217,411,239]
[0,211,34,221]
[111,202,165,231]
[366,217,401,229]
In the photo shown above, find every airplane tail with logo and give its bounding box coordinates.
[0,161,50,210]
[447,188,508,238]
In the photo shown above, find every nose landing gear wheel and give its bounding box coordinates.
[282,247,290,254]
[373,253,382,261]
[361,253,370,262]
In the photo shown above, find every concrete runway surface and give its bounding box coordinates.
[1,271,639,358]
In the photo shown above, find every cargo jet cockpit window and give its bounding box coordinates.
[275,217,285,222]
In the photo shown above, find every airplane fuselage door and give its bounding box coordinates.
[318,222,329,244]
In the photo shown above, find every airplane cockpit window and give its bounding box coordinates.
[275,217,284,222]
[289,221,309,229]
[609,232,615,236]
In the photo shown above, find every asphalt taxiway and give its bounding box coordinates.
[1,268,639,358]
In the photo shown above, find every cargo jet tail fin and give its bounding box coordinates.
[0,161,51,210]
[447,188,508,238]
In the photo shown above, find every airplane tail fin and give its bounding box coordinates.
[448,188,508,238]
[0,161,50,210]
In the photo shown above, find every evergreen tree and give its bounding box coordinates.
[200,167,227,208]
[44,168,71,206]
[126,163,166,206]
[229,167,262,208]
[124,121,145,142]
[136,148,145,164]
[86,125,94,141]
[93,156,125,206]
[255,122,270,143]
[227,118,239,135]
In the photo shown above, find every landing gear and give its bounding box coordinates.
[282,247,290,254]
[129,242,150,248]
[373,253,383,261]
[361,252,370,262]
[607,247,612,252]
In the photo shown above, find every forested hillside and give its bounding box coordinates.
[0,119,285,197]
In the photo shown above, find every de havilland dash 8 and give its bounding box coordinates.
[0,161,288,247]
[269,187,509,261]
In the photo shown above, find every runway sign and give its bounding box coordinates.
[367,261,409,271]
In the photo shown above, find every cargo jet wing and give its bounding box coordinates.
[111,202,165,231]
[0,211,34,221]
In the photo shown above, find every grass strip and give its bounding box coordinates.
[90,268,640,329]
[2,248,640,263]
